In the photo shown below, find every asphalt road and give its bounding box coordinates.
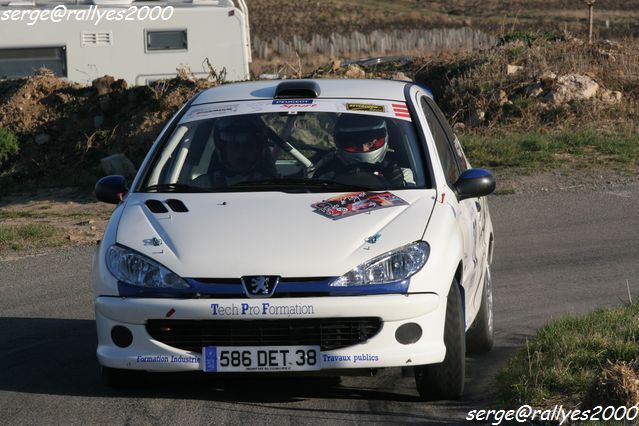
[1,184,638,424]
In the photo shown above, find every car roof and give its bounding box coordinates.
[192,79,414,105]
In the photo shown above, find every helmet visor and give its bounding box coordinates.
[335,128,386,153]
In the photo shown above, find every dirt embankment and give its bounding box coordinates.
[0,69,219,188]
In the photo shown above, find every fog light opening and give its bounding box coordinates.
[111,325,133,348]
[395,323,422,345]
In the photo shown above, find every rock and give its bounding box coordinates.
[100,153,136,178]
[344,64,366,79]
[331,60,341,71]
[35,134,50,145]
[540,71,557,89]
[492,89,509,106]
[392,71,412,82]
[90,226,97,231]
[506,64,523,75]
[66,234,81,241]
[93,115,104,128]
[543,74,599,104]
[92,75,116,95]
[453,122,466,131]
[600,89,622,104]
[524,83,545,98]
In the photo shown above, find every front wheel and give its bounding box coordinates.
[414,279,465,400]
[466,266,494,354]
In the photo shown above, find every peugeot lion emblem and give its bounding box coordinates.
[241,276,280,298]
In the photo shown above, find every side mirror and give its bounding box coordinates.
[95,175,128,204]
[454,168,496,201]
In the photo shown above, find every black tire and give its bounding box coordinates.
[414,279,465,401]
[466,266,494,354]
[101,366,136,388]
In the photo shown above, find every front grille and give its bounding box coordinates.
[146,318,382,351]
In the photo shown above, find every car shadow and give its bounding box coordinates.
[0,317,418,403]
[0,316,525,420]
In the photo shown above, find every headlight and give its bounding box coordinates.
[331,241,430,287]
[106,245,190,289]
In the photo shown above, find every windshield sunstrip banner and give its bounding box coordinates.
[180,100,412,124]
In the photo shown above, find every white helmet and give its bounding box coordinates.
[334,114,388,165]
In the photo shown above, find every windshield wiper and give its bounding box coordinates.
[229,178,378,192]
[141,183,209,193]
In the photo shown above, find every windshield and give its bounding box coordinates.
[140,99,430,193]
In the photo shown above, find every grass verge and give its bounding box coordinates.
[0,223,67,252]
[496,302,639,408]
[461,129,639,171]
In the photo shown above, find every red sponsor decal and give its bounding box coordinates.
[166,308,176,318]
[391,103,411,119]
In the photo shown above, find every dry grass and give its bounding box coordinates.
[497,302,639,408]
[412,36,639,130]
[584,361,639,408]
[247,0,639,53]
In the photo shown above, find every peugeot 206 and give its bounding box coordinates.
[92,79,496,400]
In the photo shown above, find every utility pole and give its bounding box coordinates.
[584,0,596,44]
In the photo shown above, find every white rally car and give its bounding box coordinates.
[92,79,496,400]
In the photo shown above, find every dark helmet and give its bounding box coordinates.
[213,116,268,174]
[334,114,389,165]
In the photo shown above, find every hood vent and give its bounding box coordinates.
[166,199,189,213]
[145,199,168,214]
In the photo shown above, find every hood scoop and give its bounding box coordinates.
[144,199,168,214]
[144,199,189,214]
[166,199,189,213]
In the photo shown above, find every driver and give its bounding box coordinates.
[197,116,277,187]
[313,114,414,187]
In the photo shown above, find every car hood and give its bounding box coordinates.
[116,190,436,278]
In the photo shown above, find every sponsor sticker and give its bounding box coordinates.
[211,302,315,317]
[272,99,314,105]
[311,191,408,220]
[183,104,238,121]
[136,355,201,364]
[322,353,380,363]
[346,103,386,113]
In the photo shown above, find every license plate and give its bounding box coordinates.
[202,345,321,372]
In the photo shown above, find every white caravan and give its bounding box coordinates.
[0,0,251,85]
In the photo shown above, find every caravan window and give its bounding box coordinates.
[0,47,67,78]
[146,30,188,51]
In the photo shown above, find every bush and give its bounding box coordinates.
[0,128,19,167]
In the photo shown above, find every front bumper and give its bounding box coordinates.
[96,293,446,372]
